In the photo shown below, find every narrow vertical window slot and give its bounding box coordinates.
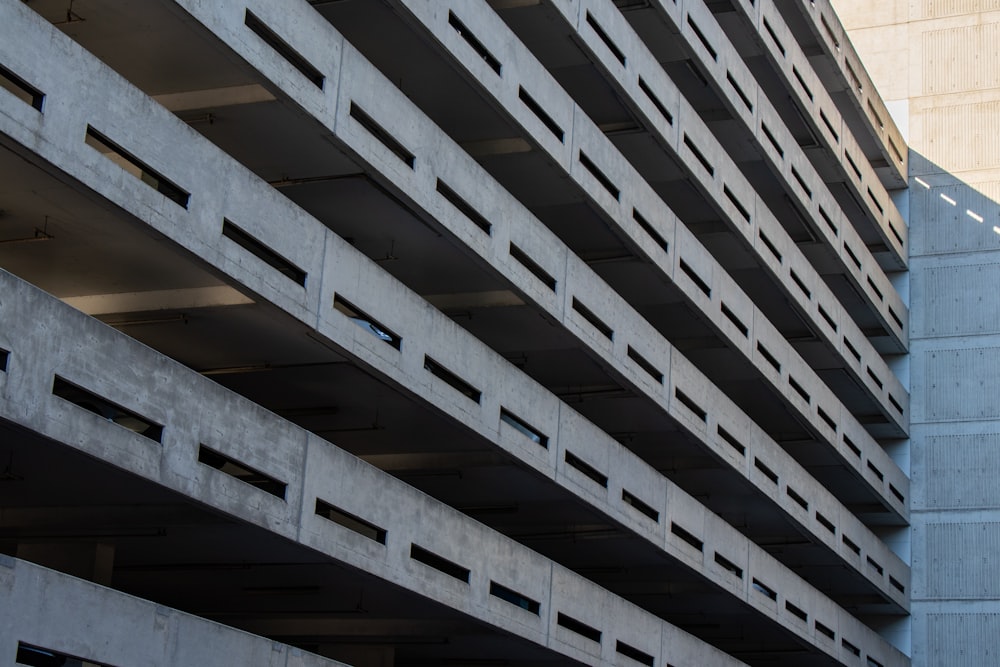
[349,103,415,168]
[0,348,8,372]
[586,12,626,66]
[448,11,502,75]
[0,65,45,110]
[519,87,564,141]
[85,127,190,208]
[244,10,324,88]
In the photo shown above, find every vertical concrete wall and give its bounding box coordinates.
[835,1,1000,664]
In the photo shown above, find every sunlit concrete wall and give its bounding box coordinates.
[835,1,1000,664]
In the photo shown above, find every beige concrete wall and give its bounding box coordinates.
[835,1,1000,664]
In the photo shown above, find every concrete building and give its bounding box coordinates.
[0,0,981,665]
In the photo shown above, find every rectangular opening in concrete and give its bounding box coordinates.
[867,460,884,482]
[489,581,540,614]
[866,276,884,302]
[789,376,810,403]
[315,498,387,544]
[761,121,784,158]
[819,109,839,144]
[244,10,324,88]
[842,534,861,555]
[0,64,44,111]
[222,219,306,286]
[818,304,837,332]
[637,77,672,125]
[757,341,781,372]
[586,12,625,66]
[724,185,751,222]
[682,134,714,176]
[714,551,743,579]
[0,348,8,372]
[791,166,812,200]
[84,126,190,208]
[787,485,809,511]
[866,556,884,576]
[627,345,663,383]
[500,408,548,448]
[349,102,415,168]
[16,642,113,667]
[785,600,808,623]
[448,10,501,75]
[410,544,470,583]
[198,444,287,500]
[789,268,811,299]
[334,295,401,350]
[720,302,748,337]
[578,151,620,201]
[670,522,703,552]
[52,376,163,443]
[717,425,746,456]
[845,152,863,181]
[674,388,707,422]
[818,406,837,432]
[758,229,782,263]
[631,208,669,252]
[616,640,655,667]
[424,356,481,403]
[843,338,861,362]
[565,450,609,488]
[436,178,492,235]
[791,66,813,102]
[572,297,614,340]
[509,243,556,291]
[557,612,602,643]
[518,86,564,142]
[686,16,717,62]
[622,489,659,522]
[754,457,779,485]
[726,71,753,112]
[762,17,785,56]
[679,258,711,297]
[752,578,777,601]
[816,620,836,641]
[818,205,837,236]
[842,638,861,657]
[816,511,836,535]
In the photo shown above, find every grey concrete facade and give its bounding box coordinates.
[0,0,922,666]
[832,2,1000,665]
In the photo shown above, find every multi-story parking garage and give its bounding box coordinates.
[1,0,965,664]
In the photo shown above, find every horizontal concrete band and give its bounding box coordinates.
[0,557,350,667]
[0,268,907,667]
[718,0,910,255]
[778,0,909,187]
[343,0,910,501]
[0,0,909,606]
[481,0,908,436]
